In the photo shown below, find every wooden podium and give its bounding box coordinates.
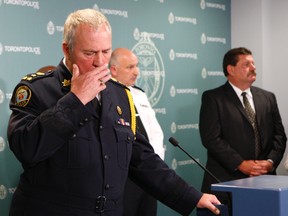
[211,175,288,216]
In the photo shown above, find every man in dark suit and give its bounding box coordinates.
[199,47,287,208]
[7,8,221,216]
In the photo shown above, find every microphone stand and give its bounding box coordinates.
[169,137,220,183]
[169,137,231,216]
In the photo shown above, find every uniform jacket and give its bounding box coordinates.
[8,60,202,216]
[199,81,287,193]
[130,86,165,160]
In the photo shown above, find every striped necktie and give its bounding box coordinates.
[242,92,261,158]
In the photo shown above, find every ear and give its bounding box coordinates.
[62,43,70,60]
[109,65,118,77]
[62,43,73,71]
[227,65,234,76]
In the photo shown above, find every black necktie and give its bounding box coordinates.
[135,107,149,141]
[242,92,261,158]
[92,97,101,115]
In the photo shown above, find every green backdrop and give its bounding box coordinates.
[0,0,230,215]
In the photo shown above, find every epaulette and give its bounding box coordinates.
[110,78,129,90]
[21,70,54,82]
[132,85,145,92]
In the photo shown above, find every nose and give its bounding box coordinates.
[93,53,105,66]
[134,67,140,76]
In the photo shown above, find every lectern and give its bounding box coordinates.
[211,175,288,216]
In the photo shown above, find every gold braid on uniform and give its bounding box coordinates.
[125,88,136,136]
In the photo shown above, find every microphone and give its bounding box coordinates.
[169,137,220,183]
[169,137,231,215]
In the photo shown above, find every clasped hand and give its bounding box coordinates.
[238,160,273,176]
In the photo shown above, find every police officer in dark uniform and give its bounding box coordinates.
[7,8,221,216]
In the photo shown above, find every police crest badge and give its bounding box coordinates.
[15,85,32,107]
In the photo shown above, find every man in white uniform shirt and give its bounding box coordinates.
[110,47,165,216]
[129,86,165,160]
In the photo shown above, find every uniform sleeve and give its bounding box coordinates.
[8,87,91,167]
[129,133,202,215]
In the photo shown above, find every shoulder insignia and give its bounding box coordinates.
[62,79,71,87]
[110,78,129,89]
[132,85,145,92]
[21,70,53,82]
[15,85,32,107]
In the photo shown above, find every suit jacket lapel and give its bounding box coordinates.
[223,82,249,121]
[251,87,262,125]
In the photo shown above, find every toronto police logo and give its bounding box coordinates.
[132,32,165,107]
[93,4,100,11]
[169,49,175,61]
[0,185,7,200]
[171,122,177,134]
[172,158,178,170]
[200,0,206,10]
[0,136,5,152]
[170,85,176,97]
[168,12,175,24]
[47,21,55,35]
[202,67,207,79]
[0,89,4,104]
[15,85,32,107]
[201,33,207,44]
[0,43,3,55]
[133,28,141,41]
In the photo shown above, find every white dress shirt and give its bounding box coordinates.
[130,86,165,160]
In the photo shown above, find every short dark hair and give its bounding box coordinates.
[222,47,252,76]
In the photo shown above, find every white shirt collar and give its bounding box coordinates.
[229,81,252,98]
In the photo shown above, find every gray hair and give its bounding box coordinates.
[63,8,111,51]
